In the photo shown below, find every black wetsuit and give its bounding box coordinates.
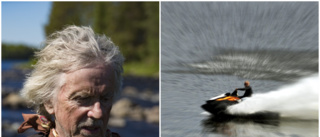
[236,86,252,98]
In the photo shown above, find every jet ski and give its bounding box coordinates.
[201,90,241,116]
[201,90,280,120]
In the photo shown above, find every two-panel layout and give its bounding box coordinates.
[2,2,319,137]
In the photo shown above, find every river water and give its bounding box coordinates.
[161,2,318,137]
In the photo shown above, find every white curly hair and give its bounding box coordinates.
[20,25,124,118]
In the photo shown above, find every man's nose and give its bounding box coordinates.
[88,102,103,119]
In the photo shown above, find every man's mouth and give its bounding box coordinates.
[81,126,101,134]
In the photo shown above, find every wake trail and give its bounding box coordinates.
[227,75,319,120]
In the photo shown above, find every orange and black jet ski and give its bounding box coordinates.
[201,90,280,120]
[201,90,241,116]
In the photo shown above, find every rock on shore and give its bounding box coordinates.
[2,93,28,109]
[110,97,159,125]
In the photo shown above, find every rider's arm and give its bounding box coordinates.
[236,87,249,91]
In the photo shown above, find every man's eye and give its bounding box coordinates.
[101,96,113,106]
[102,96,110,101]
[74,96,90,101]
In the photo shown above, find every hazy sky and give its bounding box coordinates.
[2,2,52,48]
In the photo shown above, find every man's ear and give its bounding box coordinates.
[44,101,55,115]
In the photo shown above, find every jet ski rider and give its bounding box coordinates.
[235,81,253,99]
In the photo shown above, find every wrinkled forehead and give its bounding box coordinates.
[58,65,116,95]
[69,64,114,78]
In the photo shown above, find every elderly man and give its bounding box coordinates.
[17,26,123,137]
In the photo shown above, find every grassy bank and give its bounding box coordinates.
[123,61,159,77]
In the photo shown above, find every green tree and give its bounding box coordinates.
[2,43,37,59]
[45,2,94,36]
[45,2,159,76]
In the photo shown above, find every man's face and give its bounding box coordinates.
[49,65,115,137]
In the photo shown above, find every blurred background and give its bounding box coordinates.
[161,2,318,137]
[2,2,159,137]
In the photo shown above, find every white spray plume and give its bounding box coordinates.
[227,75,319,120]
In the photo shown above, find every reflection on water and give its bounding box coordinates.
[202,115,318,137]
